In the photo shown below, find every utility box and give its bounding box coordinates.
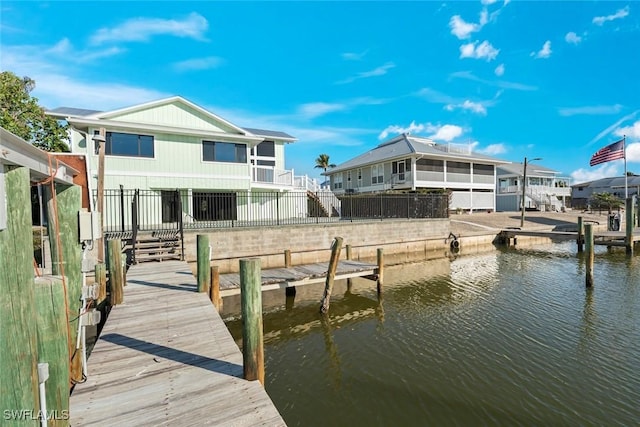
[78,211,102,242]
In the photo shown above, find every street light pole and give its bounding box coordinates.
[520,156,542,228]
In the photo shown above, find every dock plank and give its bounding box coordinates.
[71,260,285,426]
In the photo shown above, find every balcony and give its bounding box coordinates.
[252,166,294,187]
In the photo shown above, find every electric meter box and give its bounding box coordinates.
[78,211,102,242]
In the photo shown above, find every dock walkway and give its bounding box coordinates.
[70,261,285,426]
[218,260,379,297]
[500,227,640,247]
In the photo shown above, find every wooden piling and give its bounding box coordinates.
[345,244,353,292]
[239,258,264,384]
[0,166,39,415]
[320,237,343,314]
[197,234,211,293]
[577,216,584,252]
[210,265,221,310]
[107,239,124,305]
[95,263,107,304]
[284,249,291,268]
[585,224,594,287]
[46,183,83,387]
[35,276,70,426]
[377,248,384,295]
[625,197,634,255]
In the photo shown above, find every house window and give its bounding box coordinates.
[161,191,180,223]
[357,168,362,186]
[371,164,384,184]
[193,192,237,221]
[474,164,494,176]
[254,140,275,157]
[416,159,444,172]
[447,161,470,174]
[333,174,343,189]
[105,131,154,158]
[203,141,247,163]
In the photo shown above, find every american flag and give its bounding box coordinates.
[590,138,625,166]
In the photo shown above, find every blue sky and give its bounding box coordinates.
[2,1,639,183]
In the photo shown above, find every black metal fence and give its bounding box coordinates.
[99,189,449,232]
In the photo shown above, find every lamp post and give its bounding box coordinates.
[520,156,542,228]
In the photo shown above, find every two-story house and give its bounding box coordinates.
[325,133,509,212]
[496,163,571,212]
[47,96,299,229]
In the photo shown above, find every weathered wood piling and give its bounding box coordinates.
[320,237,343,314]
[577,216,584,252]
[240,258,264,384]
[585,224,594,287]
[107,239,124,305]
[197,234,210,293]
[625,197,634,254]
[377,248,384,295]
[210,265,221,310]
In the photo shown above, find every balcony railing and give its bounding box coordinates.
[499,184,571,196]
[252,166,293,186]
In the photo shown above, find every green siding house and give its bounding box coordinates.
[47,96,301,229]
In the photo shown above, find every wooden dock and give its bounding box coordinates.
[500,227,640,247]
[70,261,285,426]
[218,260,379,297]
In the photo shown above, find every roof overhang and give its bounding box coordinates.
[66,117,265,145]
[0,127,77,185]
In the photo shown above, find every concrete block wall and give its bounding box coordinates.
[183,219,450,273]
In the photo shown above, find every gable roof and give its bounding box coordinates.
[46,96,296,142]
[571,175,640,189]
[497,162,559,177]
[328,133,509,174]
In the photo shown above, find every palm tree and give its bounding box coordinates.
[314,154,336,175]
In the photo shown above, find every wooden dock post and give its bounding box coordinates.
[0,166,39,415]
[585,224,594,287]
[320,237,343,314]
[35,277,70,424]
[197,234,211,293]
[210,265,221,310]
[108,239,124,305]
[239,258,264,384]
[377,248,384,295]
[345,244,353,292]
[577,216,584,252]
[625,197,634,255]
[284,249,291,268]
[95,263,107,303]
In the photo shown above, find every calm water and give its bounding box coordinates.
[224,243,640,426]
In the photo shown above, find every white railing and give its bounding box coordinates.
[252,166,293,186]
[433,143,472,155]
[294,175,325,191]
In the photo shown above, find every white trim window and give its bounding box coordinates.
[357,168,362,187]
[333,173,343,190]
[371,164,384,184]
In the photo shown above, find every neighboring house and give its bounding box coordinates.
[496,163,571,212]
[324,133,509,212]
[571,176,640,209]
[46,96,308,228]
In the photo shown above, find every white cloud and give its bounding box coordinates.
[449,15,481,39]
[614,120,640,139]
[565,32,582,44]
[571,164,621,183]
[336,62,395,84]
[450,70,537,91]
[589,110,640,144]
[378,122,464,141]
[341,50,368,61]
[533,40,552,59]
[494,63,505,76]
[592,6,630,26]
[428,124,464,141]
[297,102,347,119]
[90,12,209,44]
[626,143,640,162]
[559,104,623,116]
[173,56,224,72]
[459,40,499,61]
[445,100,487,115]
[476,143,506,155]
[416,88,457,104]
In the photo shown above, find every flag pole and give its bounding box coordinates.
[624,135,628,199]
